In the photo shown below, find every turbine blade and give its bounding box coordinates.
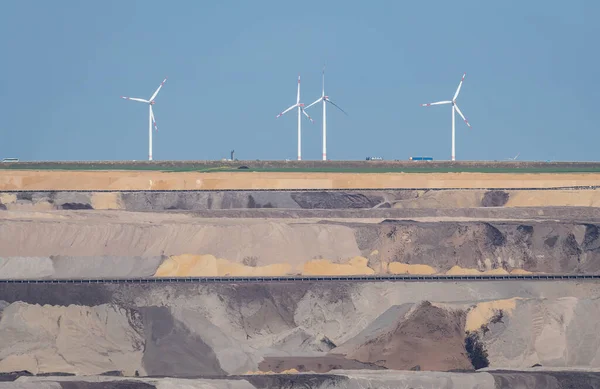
[322,66,325,96]
[150,106,158,131]
[276,104,298,118]
[121,97,149,103]
[302,108,314,123]
[149,77,168,101]
[326,98,348,116]
[421,101,452,107]
[296,75,300,104]
[304,97,323,110]
[453,73,466,100]
[454,104,471,128]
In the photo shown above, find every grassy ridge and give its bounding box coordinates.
[2,161,600,173]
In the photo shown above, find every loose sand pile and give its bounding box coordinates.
[0,302,144,376]
[3,282,600,376]
[1,211,599,278]
[155,254,292,277]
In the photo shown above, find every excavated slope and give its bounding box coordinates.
[2,211,600,277]
[2,189,600,211]
[1,282,600,377]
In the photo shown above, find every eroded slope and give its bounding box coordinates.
[1,282,600,377]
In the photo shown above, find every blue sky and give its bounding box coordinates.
[0,0,598,162]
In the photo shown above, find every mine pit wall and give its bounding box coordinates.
[1,281,600,378]
[2,189,600,211]
[2,170,600,191]
[3,372,600,389]
[2,219,600,278]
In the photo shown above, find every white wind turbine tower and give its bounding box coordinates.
[276,75,314,161]
[421,73,472,161]
[304,67,348,161]
[121,77,167,161]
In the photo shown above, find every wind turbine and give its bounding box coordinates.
[305,66,348,161]
[121,77,167,161]
[276,75,314,161]
[421,73,471,161]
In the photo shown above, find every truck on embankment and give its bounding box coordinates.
[409,156,433,161]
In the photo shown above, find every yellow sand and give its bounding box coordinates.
[388,262,437,275]
[465,298,520,332]
[507,190,600,207]
[0,193,16,205]
[156,256,533,278]
[154,254,292,277]
[4,201,54,211]
[302,257,375,276]
[3,170,600,190]
[90,192,123,210]
[510,268,533,275]
[445,265,511,275]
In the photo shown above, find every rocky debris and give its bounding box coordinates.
[3,215,600,277]
[1,283,600,377]
[340,302,472,371]
[482,191,510,207]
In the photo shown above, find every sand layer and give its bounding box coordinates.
[1,211,600,278]
[3,189,599,211]
[2,171,600,191]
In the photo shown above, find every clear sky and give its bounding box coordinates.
[0,1,598,162]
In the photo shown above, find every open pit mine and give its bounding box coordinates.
[1,167,600,388]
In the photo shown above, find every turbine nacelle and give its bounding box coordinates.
[275,74,314,160]
[421,73,472,161]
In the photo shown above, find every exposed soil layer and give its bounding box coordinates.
[2,211,600,277]
[2,170,600,384]
[3,189,600,211]
[342,301,471,371]
[1,282,600,377]
[3,171,600,191]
